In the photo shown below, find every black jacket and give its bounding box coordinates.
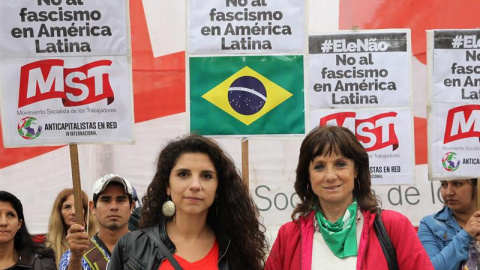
[6,247,33,270]
[107,222,230,270]
[31,248,56,270]
[7,247,56,270]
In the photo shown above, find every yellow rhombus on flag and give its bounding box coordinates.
[202,66,293,126]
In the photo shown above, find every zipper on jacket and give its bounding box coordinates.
[218,239,231,265]
[300,219,303,270]
[126,261,140,270]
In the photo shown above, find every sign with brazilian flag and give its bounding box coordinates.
[189,55,304,135]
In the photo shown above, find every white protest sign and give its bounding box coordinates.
[428,102,480,179]
[427,29,480,180]
[187,0,306,55]
[310,108,415,184]
[0,0,128,57]
[430,30,480,103]
[309,29,411,109]
[0,0,134,147]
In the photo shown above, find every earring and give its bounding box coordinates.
[162,196,176,217]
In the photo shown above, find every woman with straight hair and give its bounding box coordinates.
[0,190,56,270]
[45,188,97,267]
[418,178,480,269]
[265,125,433,270]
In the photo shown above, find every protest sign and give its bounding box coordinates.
[308,30,415,184]
[310,108,415,184]
[309,30,411,109]
[187,0,306,136]
[0,0,134,147]
[429,103,480,179]
[427,29,480,180]
[189,55,305,135]
[188,0,306,55]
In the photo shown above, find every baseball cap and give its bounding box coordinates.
[92,174,133,198]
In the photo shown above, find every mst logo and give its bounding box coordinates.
[319,112,399,151]
[444,105,480,144]
[18,59,115,108]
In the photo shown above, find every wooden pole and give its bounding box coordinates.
[241,138,249,189]
[477,178,480,250]
[477,177,480,210]
[69,144,85,226]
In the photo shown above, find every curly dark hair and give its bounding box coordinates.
[140,134,267,269]
[0,191,39,253]
[292,126,378,220]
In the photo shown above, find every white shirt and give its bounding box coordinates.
[311,211,364,270]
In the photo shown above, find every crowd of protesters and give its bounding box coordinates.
[2,131,479,270]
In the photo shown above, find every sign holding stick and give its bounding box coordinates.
[242,138,249,189]
[69,144,84,226]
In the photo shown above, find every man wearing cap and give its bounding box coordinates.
[58,174,135,270]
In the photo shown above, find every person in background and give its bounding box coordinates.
[418,178,480,270]
[265,125,433,270]
[58,175,134,270]
[108,134,268,269]
[127,187,141,231]
[45,188,97,267]
[0,191,56,270]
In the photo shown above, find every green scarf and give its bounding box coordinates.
[315,200,358,258]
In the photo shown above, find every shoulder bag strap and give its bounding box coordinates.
[83,238,109,270]
[373,209,399,270]
[143,225,183,270]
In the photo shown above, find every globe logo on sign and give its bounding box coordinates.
[17,116,42,140]
[441,151,460,171]
[228,76,266,115]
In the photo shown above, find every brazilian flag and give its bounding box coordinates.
[189,55,305,135]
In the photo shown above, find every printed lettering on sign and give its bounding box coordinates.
[319,111,356,127]
[356,112,399,151]
[444,104,480,143]
[319,111,399,151]
[18,59,115,108]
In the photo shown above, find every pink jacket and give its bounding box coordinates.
[265,210,434,270]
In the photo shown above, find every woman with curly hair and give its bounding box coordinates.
[108,134,268,270]
[45,188,97,267]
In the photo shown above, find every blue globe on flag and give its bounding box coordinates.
[17,116,42,140]
[228,76,267,115]
[441,151,460,172]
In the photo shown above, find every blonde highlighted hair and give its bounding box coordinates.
[45,188,97,266]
